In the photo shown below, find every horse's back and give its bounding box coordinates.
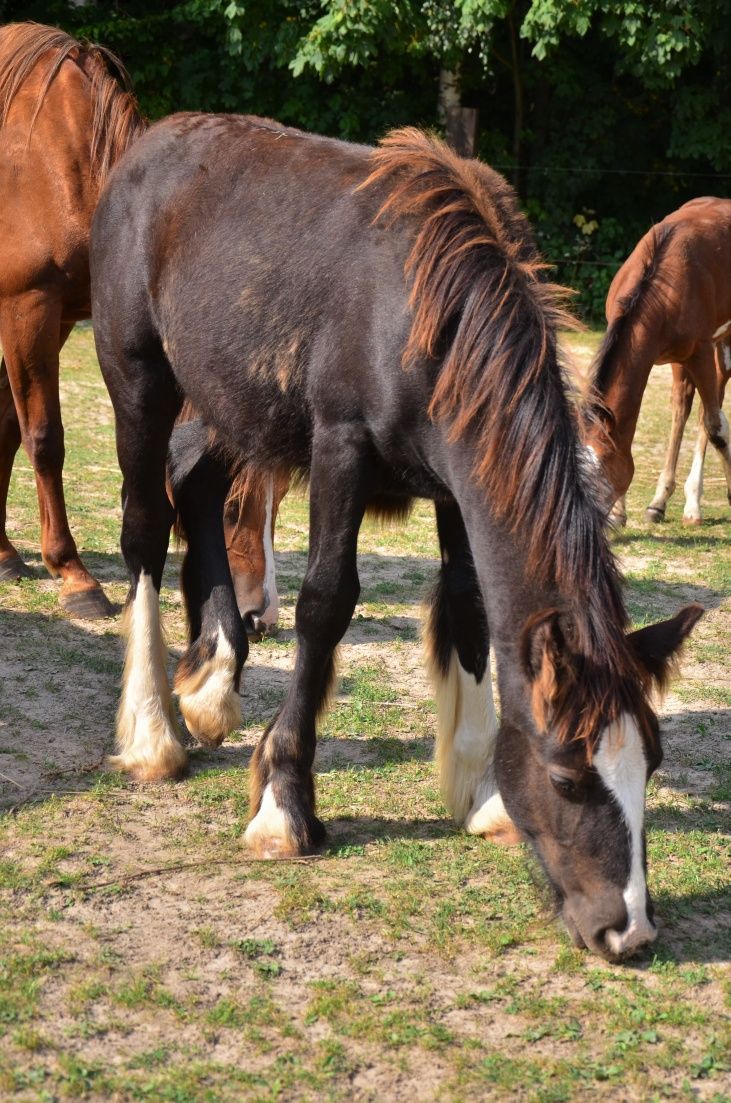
[92,114,415,472]
[607,197,731,328]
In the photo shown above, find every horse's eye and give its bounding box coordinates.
[550,773,578,797]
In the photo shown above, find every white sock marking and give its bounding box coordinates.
[114,571,186,779]
[244,782,294,856]
[176,624,241,744]
[433,651,502,827]
[594,714,656,955]
[683,427,707,522]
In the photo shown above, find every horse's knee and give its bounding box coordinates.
[707,409,730,451]
[26,420,64,476]
[296,573,359,642]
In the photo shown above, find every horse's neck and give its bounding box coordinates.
[598,317,661,449]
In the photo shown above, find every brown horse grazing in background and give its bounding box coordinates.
[588,197,731,524]
[641,340,730,526]
[0,22,284,629]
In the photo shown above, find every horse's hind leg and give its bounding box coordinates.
[245,427,369,857]
[98,336,186,782]
[425,501,519,845]
[0,298,112,616]
[646,363,695,522]
[168,421,248,747]
[0,356,33,580]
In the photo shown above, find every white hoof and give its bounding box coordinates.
[244,783,298,858]
[465,778,521,844]
[112,705,187,783]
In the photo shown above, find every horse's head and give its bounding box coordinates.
[495,603,702,960]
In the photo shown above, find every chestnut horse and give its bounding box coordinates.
[589,198,731,524]
[0,22,143,616]
[0,22,284,628]
[91,116,700,959]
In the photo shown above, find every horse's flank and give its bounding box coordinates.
[0,21,144,186]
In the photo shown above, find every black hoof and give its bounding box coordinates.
[645,506,665,523]
[310,815,328,849]
[60,585,118,620]
[0,553,35,582]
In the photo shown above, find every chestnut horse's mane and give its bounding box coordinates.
[0,21,145,185]
[362,129,657,750]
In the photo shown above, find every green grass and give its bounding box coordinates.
[0,326,728,1101]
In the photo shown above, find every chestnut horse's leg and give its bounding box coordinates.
[168,425,248,748]
[245,427,370,857]
[425,500,520,845]
[0,296,113,616]
[646,363,695,522]
[609,494,627,528]
[0,356,32,580]
[683,342,731,523]
[225,470,288,635]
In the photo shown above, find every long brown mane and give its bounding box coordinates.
[592,223,676,398]
[362,129,658,750]
[0,21,144,185]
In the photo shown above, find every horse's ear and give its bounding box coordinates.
[521,609,572,731]
[627,603,703,695]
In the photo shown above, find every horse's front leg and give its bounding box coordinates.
[168,425,248,747]
[245,425,369,858]
[0,355,32,580]
[0,296,112,617]
[683,342,731,523]
[646,363,695,522]
[425,500,520,845]
[99,341,186,782]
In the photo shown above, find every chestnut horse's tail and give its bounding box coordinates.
[361,129,627,667]
[0,21,145,185]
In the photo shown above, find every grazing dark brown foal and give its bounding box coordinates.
[0,22,144,616]
[588,197,731,524]
[91,116,701,959]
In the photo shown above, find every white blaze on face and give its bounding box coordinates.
[712,319,731,341]
[593,714,657,955]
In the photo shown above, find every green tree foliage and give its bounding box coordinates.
[2,0,728,319]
